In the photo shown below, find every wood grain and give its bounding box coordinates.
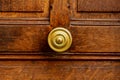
[0,25,51,52]
[71,18,120,26]
[0,54,119,60]
[70,0,120,19]
[0,0,49,18]
[70,26,120,52]
[0,0,119,79]
[0,61,119,80]
[0,0,44,12]
[78,0,120,12]
[0,25,119,54]
[0,18,49,25]
[50,0,70,28]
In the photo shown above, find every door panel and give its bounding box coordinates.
[0,0,49,18]
[0,0,50,52]
[70,26,120,52]
[69,0,120,54]
[0,1,119,57]
[70,0,120,19]
[78,0,120,12]
[0,25,50,52]
[0,0,44,12]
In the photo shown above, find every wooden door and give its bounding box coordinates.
[0,0,119,80]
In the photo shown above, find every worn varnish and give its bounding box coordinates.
[0,0,119,80]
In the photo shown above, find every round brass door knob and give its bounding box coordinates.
[48,27,72,52]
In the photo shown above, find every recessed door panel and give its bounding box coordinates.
[78,0,120,12]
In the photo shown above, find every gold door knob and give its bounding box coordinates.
[48,27,72,52]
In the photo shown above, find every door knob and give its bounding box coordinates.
[48,27,72,52]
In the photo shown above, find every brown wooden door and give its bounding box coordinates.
[0,0,120,80]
